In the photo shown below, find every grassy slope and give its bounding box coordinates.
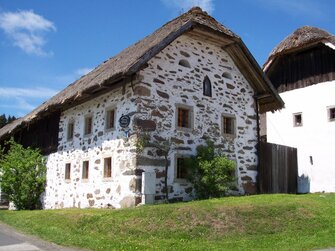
[0,194,334,250]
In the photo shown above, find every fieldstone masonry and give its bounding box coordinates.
[44,33,258,209]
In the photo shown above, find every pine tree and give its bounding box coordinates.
[0,114,6,128]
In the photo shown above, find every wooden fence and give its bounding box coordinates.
[259,142,298,194]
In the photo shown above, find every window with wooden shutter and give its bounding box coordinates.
[178,108,189,128]
[84,116,93,135]
[65,163,71,180]
[104,157,112,178]
[222,115,236,137]
[82,161,89,179]
[176,104,193,131]
[106,109,115,130]
[67,122,74,140]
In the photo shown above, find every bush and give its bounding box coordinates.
[187,141,236,199]
[0,139,46,210]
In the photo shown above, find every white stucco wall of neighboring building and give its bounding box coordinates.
[266,80,335,192]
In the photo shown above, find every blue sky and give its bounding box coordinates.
[0,0,334,117]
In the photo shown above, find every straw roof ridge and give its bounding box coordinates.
[264,26,335,69]
[0,7,239,139]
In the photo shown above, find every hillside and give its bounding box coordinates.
[0,194,334,250]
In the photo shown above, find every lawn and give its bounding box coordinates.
[0,194,334,250]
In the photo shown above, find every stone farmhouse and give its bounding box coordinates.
[0,7,283,209]
[262,26,335,193]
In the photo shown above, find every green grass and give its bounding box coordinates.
[0,194,334,250]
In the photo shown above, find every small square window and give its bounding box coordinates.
[178,108,189,128]
[328,107,335,122]
[84,116,93,135]
[82,161,89,179]
[222,115,235,136]
[106,109,115,130]
[65,163,71,180]
[176,105,193,130]
[104,157,112,178]
[293,113,303,127]
[176,157,188,179]
[67,122,74,141]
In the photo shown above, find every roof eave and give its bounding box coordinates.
[225,38,284,113]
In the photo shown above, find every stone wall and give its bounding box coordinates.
[44,33,259,209]
[44,84,140,209]
[133,33,258,201]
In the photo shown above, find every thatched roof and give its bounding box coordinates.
[0,7,283,141]
[264,26,335,71]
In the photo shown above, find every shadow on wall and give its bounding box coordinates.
[297,174,310,193]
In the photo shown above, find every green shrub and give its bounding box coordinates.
[187,141,236,199]
[0,139,46,210]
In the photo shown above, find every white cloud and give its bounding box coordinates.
[75,67,93,76]
[0,87,58,116]
[161,0,214,14]
[0,98,35,112]
[0,87,58,98]
[0,10,55,56]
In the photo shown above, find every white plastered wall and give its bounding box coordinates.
[267,80,335,192]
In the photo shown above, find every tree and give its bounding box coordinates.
[0,139,46,210]
[136,132,173,202]
[0,114,6,128]
[7,115,16,124]
[0,114,17,129]
[187,140,237,199]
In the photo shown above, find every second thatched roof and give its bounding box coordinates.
[264,26,335,71]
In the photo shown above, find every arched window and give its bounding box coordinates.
[178,59,191,68]
[203,76,212,97]
[222,72,232,79]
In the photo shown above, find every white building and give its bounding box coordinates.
[263,26,335,193]
[0,7,283,209]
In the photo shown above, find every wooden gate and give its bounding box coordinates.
[259,142,298,193]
